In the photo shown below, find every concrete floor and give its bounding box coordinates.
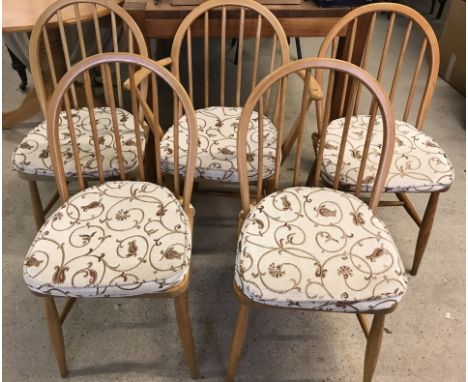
[2,2,465,381]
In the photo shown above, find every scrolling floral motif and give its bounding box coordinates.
[235,187,407,313]
[13,107,146,178]
[321,115,454,193]
[23,181,191,297]
[160,106,277,182]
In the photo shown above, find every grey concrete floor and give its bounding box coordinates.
[2,2,466,381]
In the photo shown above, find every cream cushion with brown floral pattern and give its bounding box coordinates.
[235,187,408,312]
[322,115,454,192]
[160,106,277,182]
[12,107,146,178]
[23,181,191,297]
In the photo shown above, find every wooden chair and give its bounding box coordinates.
[164,0,292,186]
[12,0,149,231]
[22,53,199,378]
[316,2,454,275]
[226,58,407,382]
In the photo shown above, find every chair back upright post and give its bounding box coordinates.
[170,0,289,110]
[46,53,198,214]
[29,0,149,118]
[237,58,396,218]
[317,2,439,131]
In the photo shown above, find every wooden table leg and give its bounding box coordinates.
[3,87,41,129]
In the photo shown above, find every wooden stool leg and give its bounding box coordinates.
[43,296,68,377]
[226,301,250,382]
[411,192,440,276]
[28,180,45,230]
[363,313,385,382]
[174,291,199,379]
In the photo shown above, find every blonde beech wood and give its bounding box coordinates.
[122,59,173,89]
[318,2,439,130]
[22,0,149,231]
[227,281,395,381]
[30,0,149,117]
[317,3,444,276]
[292,69,311,186]
[151,73,164,184]
[204,12,210,107]
[170,0,289,110]
[411,192,440,275]
[251,15,262,92]
[59,298,77,324]
[228,58,396,381]
[36,53,199,377]
[47,53,198,210]
[235,7,245,107]
[363,314,386,382]
[238,58,395,216]
[396,193,422,226]
[279,66,325,159]
[28,181,46,230]
[103,63,126,178]
[225,301,250,382]
[2,0,122,32]
[357,313,370,339]
[43,297,68,377]
[174,291,200,379]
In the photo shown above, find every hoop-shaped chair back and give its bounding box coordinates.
[318,2,439,130]
[47,53,198,213]
[30,0,149,117]
[171,0,290,110]
[237,58,395,215]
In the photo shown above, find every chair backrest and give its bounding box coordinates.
[237,58,395,216]
[30,0,149,117]
[47,52,198,213]
[318,2,439,130]
[171,0,289,110]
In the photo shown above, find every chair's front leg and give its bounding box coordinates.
[28,180,45,230]
[226,301,250,382]
[363,313,385,382]
[43,296,68,377]
[174,290,199,379]
[412,191,440,276]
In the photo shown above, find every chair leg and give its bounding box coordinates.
[363,313,385,382]
[411,192,440,276]
[43,296,68,377]
[295,37,303,59]
[226,301,250,382]
[174,291,199,379]
[28,180,45,230]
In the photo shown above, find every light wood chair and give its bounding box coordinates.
[226,58,408,382]
[12,0,150,231]
[22,52,199,378]
[165,0,294,187]
[316,2,454,275]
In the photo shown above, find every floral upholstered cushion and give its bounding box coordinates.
[23,181,191,297]
[160,106,277,182]
[12,107,146,178]
[235,187,408,312]
[322,115,454,193]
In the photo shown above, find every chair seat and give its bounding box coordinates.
[235,187,407,312]
[160,106,277,182]
[322,115,454,193]
[12,107,146,178]
[23,181,191,297]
